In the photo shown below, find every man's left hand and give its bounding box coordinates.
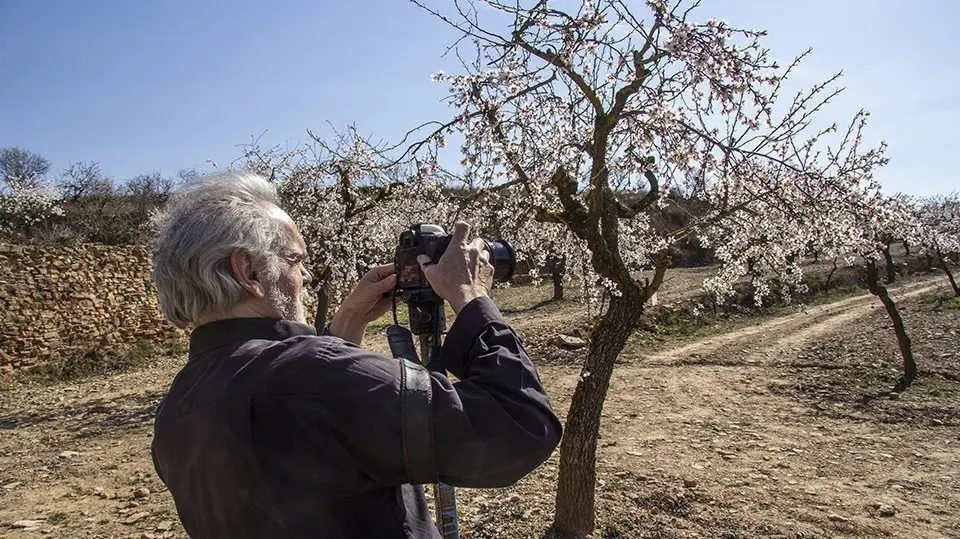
[328,263,397,345]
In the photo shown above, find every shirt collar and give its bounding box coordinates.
[189,318,317,358]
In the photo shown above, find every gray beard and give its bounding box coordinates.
[266,285,308,325]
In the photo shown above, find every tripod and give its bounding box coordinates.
[388,292,460,539]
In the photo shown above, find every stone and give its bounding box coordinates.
[58,451,81,459]
[876,503,896,517]
[683,478,698,488]
[133,487,151,498]
[12,520,44,528]
[551,334,587,349]
[123,511,150,525]
[156,521,175,531]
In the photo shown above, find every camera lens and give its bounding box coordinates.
[484,239,516,283]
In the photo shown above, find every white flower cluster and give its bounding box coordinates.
[915,194,960,263]
[0,181,63,237]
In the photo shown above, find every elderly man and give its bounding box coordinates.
[149,171,562,539]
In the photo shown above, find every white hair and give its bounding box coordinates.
[151,170,289,328]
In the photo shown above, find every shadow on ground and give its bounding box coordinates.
[0,389,165,438]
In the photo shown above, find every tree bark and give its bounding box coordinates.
[865,260,917,387]
[937,250,960,297]
[313,282,331,334]
[824,260,838,293]
[546,254,567,301]
[551,292,643,536]
[903,241,910,256]
[882,246,896,284]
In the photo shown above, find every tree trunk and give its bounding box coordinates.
[882,247,896,284]
[824,260,838,294]
[937,250,960,297]
[865,260,918,387]
[313,282,331,334]
[551,293,643,537]
[903,241,910,256]
[546,254,567,301]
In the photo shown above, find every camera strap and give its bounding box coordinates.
[387,324,438,485]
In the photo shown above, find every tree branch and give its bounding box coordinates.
[616,160,660,218]
[511,31,605,119]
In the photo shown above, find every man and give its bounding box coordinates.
[150,171,562,538]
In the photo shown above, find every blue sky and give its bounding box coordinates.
[1,1,956,196]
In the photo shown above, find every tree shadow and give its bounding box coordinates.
[501,298,562,314]
[0,389,166,439]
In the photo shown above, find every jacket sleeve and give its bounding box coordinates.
[277,297,562,489]
[430,296,563,486]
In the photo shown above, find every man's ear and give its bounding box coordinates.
[230,249,267,299]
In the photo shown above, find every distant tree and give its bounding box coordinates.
[0,147,51,191]
[50,161,115,242]
[58,161,113,200]
[0,147,62,239]
[917,194,960,296]
[109,172,177,244]
[0,184,63,239]
[862,195,922,387]
[804,184,923,387]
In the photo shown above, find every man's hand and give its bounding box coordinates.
[417,221,493,313]
[328,263,397,345]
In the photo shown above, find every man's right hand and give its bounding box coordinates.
[417,221,493,313]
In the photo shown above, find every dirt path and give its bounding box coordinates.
[638,278,941,365]
[536,277,958,538]
[0,277,957,538]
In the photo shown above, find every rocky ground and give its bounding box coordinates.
[1,273,958,538]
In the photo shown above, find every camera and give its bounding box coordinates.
[393,223,516,335]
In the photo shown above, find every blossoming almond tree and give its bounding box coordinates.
[1,147,63,240]
[413,0,887,534]
[243,128,456,327]
[916,194,960,296]
[0,182,64,239]
[812,185,925,387]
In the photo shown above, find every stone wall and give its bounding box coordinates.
[0,242,186,371]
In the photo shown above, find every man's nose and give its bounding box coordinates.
[301,265,313,285]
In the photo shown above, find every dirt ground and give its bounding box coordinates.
[1,271,958,538]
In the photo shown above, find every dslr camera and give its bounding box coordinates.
[393,223,516,335]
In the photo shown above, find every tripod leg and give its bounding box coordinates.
[420,332,460,539]
[434,483,460,538]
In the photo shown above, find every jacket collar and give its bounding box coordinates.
[188,318,317,359]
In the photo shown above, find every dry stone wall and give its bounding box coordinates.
[0,242,186,371]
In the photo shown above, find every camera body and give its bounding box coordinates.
[395,224,451,291]
[393,223,516,335]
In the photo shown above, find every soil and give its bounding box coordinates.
[1,273,958,539]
